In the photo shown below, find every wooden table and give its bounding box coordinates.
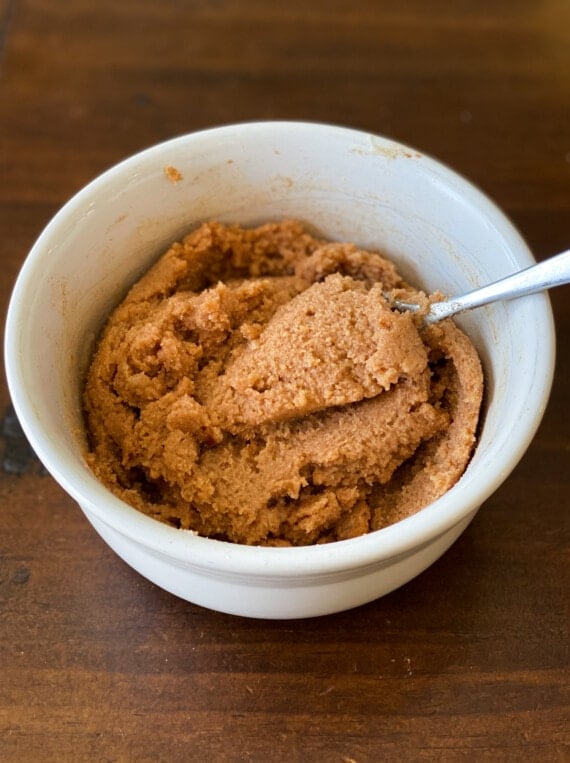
[1,2,568,760]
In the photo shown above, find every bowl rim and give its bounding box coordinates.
[4,120,556,579]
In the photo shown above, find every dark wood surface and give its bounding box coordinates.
[1,1,568,760]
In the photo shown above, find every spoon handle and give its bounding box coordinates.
[427,249,570,324]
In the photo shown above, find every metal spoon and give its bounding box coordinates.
[389,249,570,325]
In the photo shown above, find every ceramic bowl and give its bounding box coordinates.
[5,122,555,618]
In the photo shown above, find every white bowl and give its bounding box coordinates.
[5,122,555,619]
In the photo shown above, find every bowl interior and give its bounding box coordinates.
[5,122,555,568]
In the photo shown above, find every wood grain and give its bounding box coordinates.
[1,1,568,760]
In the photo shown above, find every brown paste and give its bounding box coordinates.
[83,220,483,546]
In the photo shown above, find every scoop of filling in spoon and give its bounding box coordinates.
[211,274,428,426]
[83,220,483,546]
